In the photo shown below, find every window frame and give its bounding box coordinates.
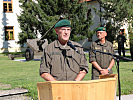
[3,0,13,13]
[5,26,14,41]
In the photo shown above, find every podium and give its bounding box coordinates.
[37,74,117,100]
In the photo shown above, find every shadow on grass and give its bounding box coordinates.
[119,55,133,62]
[1,52,25,56]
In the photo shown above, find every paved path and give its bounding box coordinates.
[114,50,131,56]
[116,94,133,100]
[0,95,31,100]
[0,89,31,100]
[0,83,31,100]
[0,88,28,97]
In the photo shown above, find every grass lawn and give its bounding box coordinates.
[0,54,133,100]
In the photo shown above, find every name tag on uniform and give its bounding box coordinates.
[95,47,100,50]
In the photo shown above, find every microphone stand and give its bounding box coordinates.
[116,58,121,100]
[90,49,132,100]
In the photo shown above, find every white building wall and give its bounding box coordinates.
[0,1,3,49]
[0,0,25,53]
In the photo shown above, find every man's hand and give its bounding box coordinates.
[41,73,56,81]
[74,70,87,81]
[100,69,109,75]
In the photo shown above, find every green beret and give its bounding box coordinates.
[54,19,71,28]
[96,27,106,32]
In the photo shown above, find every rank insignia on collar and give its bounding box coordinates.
[104,49,107,52]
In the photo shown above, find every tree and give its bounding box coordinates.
[97,0,133,42]
[105,22,117,43]
[18,0,92,46]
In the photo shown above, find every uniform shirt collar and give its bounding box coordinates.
[97,39,108,47]
[54,40,71,50]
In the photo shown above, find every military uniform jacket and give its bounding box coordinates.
[40,40,88,81]
[117,35,126,46]
[89,40,114,79]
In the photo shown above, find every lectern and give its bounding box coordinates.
[37,74,117,100]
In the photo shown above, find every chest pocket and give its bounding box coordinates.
[104,47,113,61]
[50,52,62,75]
[67,51,80,74]
[95,47,102,62]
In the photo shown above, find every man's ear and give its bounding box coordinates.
[55,28,58,35]
[105,32,107,36]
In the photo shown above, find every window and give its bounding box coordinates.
[4,0,12,1]
[5,26,14,40]
[3,0,13,13]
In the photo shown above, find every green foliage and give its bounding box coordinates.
[100,0,133,22]
[105,22,117,43]
[99,0,133,42]
[18,0,92,45]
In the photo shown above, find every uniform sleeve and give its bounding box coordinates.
[89,42,96,63]
[110,43,115,59]
[79,48,89,73]
[39,49,51,75]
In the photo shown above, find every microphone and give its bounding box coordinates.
[67,41,79,53]
[91,49,132,61]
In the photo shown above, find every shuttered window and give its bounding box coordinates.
[5,26,14,40]
[3,0,13,13]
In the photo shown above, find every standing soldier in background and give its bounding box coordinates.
[89,27,115,80]
[39,19,88,81]
[117,29,126,57]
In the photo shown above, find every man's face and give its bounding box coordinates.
[120,31,123,35]
[96,31,107,40]
[55,27,71,43]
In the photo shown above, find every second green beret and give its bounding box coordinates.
[96,27,106,32]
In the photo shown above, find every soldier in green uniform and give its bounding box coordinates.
[117,29,126,57]
[89,27,115,80]
[40,19,88,81]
